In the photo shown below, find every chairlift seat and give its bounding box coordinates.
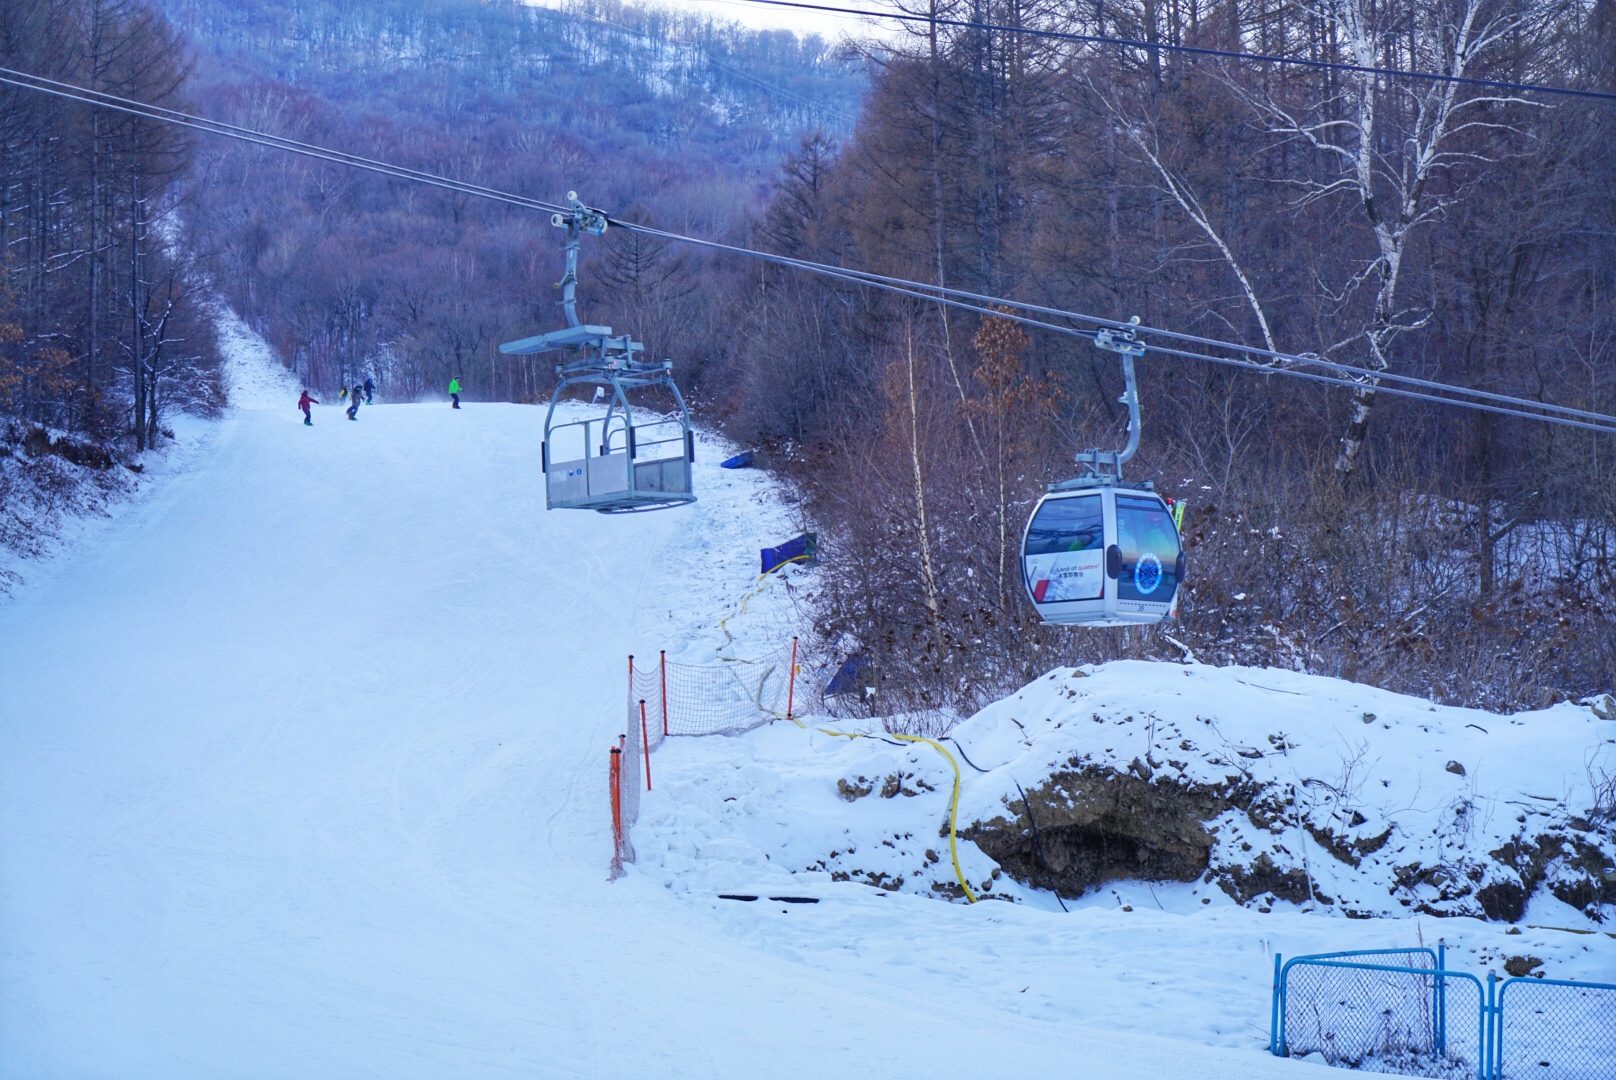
[541,401,695,513]
[503,192,697,514]
[499,325,618,355]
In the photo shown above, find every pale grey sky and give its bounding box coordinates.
[666,0,868,37]
[528,0,892,42]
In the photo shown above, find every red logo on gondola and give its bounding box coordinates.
[1033,579,1050,602]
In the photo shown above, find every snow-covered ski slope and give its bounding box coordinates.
[2,354,1610,1076]
[0,384,1248,1078]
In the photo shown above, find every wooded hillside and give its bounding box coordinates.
[715,0,1616,714]
[3,0,1611,710]
[2,0,219,448]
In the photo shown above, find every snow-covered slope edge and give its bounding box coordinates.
[0,306,282,601]
[954,663,1616,923]
[0,420,136,596]
[632,662,1616,926]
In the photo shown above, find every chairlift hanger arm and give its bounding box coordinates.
[1078,318,1147,477]
[550,192,607,331]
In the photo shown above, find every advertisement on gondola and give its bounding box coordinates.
[1116,495,1181,603]
[1026,549,1105,603]
[1023,494,1106,604]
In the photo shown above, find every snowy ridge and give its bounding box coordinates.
[216,307,300,410]
[953,663,1616,920]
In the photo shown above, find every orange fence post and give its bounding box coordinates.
[609,745,623,864]
[640,700,653,791]
[786,636,799,720]
[660,650,668,736]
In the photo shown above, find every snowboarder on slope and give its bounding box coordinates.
[298,390,319,426]
[363,376,375,404]
[346,384,362,421]
[449,375,461,409]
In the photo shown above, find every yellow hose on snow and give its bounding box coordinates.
[808,729,977,902]
[891,734,979,903]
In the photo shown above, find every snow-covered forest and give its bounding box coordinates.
[1,0,1614,1074]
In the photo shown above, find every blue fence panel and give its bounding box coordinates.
[1273,949,1440,1055]
[1276,951,1486,1079]
[1274,950,1616,1080]
[1494,976,1616,1080]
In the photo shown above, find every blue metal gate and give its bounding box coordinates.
[1272,948,1616,1080]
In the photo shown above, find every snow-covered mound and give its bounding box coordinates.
[634,662,1616,926]
[955,663,1615,922]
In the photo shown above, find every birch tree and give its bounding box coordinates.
[1229,0,1542,474]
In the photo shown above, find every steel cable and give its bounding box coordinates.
[724,0,1616,103]
[6,66,1613,436]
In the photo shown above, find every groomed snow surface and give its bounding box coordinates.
[2,330,1612,1078]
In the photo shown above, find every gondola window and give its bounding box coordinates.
[1115,495,1181,603]
[1023,495,1105,603]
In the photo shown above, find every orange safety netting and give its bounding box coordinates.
[610,642,804,872]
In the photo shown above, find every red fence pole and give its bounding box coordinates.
[640,700,653,791]
[660,650,668,736]
[610,745,623,864]
[786,636,799,720]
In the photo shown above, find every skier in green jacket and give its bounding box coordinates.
[449,375,461,409]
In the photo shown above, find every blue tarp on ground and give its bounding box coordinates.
[761,532,817,575]
[824,653,871,697]
[720,451,754,469]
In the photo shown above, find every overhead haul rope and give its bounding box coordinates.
[7,67,1614,436]
[610,219,1616,436]
[726,0,1616,104]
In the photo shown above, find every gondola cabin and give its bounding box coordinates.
[1021,484,1184,626]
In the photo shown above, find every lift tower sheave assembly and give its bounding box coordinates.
[500,193,696,514]
[1019,318,1186,627]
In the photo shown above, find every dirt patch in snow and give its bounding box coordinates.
[963,766,1233,898]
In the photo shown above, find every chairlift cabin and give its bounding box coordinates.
[1020,321,1185,627]
[499,194,695,514]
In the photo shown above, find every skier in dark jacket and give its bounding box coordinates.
[363,376,375,404]
[346,385,362,421]
[298,390,319,426]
